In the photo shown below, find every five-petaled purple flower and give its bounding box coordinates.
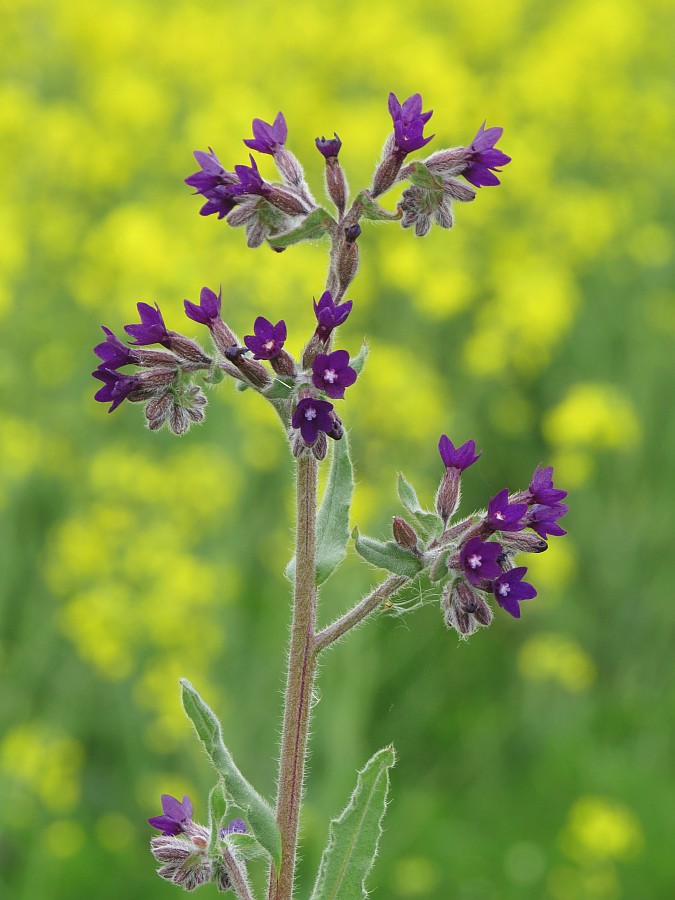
[125,302,170,346]
[463,122,511,188]
[460,536,503,585]
[315,134,342,159]
[184,286,222,328]
[94,326,138,370]
[438,436,481,471]
[92,368,141,413]
[529,465,568,507]
[313,291,352,341]
[244,112,287,154]
[527,503,569,539]
[220,818,247,838]
[185,149,239,219]
[486,488,527,532]
[292,397,335,446]
[492,567,537,618]
[388,92,434,153]
[148,794,194,836]
[229,155,270,198]
[311,350,357,399]
[244,317,287,360]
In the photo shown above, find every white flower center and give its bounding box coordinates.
[498,583,510,596]
[304,408,317,421]
[468,553,482,569]
[323,368,338,384]
[264,339,276,352]
[494,511,505,520]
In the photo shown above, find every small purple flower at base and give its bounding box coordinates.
[219,818,247,838]
[463,122,511,188]
[124,302,170,346]
[493,567,537,618]
[244,317,287,360]
[184,286,222,328]
[315,133,342,159]
[527,502,569,539]
[459,536,503,586]
[311,350,357,399]
[388,92,434,153]
[244,112,288,154]
[94,326,139,370]
[92,368,142,412]
[148,794,194,836]
[486,488,527,532]
[529,464,568,507]
[292,397,335,446]
[438,435,482,472]
[313,291,352,341]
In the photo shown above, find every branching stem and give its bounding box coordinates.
[314,575,408,654]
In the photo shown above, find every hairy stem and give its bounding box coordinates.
[222,847,254,900]
[314,575,408,654]
[268,454,318,900]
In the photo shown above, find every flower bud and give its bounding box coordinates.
[270,349,296,378]
[435,469,461,523]
[169,403,190,435]
[392,516,419,552]
[312,432,328,460]
[165,334,211,365]
[344,223,361,243]
[371,136,406,197]
[324,155,348,216]
[145,391,172,430]
[267,185,310,217]
[224,346,272,389]
[274,146,307,192]
[337,239,359,294]
[500,532,549,554]
[211,319,239,356]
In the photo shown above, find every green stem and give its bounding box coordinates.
[314,575,407,654]
[268,454,318,900]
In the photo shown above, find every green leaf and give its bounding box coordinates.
[225,832,268,861]
[397,472,443,539]
[207,781,228,858]
[349,340,369,376]
[235,380,250,392]
[286,434,354,586]
[405,161,443,194]
[264,376,295,400]
[353,190,401,222]
[180,679,281,868]
[267,208,334,249]
[353,527,422,578]
[310,745,396,900]
[202,366,225,385]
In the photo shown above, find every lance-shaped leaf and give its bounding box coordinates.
[286,434,354,586]
[264,376,295,400]
[310,745,396,900]
[349,340,369,376]
[267,208,335,249]
[397,472,443,539]
[403,161,443,195]
[225,832,268,861]
[207,781,228,858]
[353,527,422,578]
[180,679,281,868]
[353,190,401,222]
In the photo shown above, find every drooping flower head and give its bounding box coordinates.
[94,326,139,370]
[244,112,287,154]
[315,133,342,159]
[463,122,511,188]
[148,794,194,836]
[292,397,335,446]
[92,368,142,413]
[438,436,481,472]
[313,291,353,341]
[493,567,537,618]
[124,302,170,346]
[311,350,357,399]
[244,317,287,360]
[486,488,527,533]
[459,536,503,585]
[527,503,569,539]
[184,286,222,328]
[388,92,434,153]
[529,464,568,507]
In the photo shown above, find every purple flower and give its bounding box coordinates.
[92,368,141,412]
[292,397,335,445]
[124,302,170,346]
[388,92,434,153]
[438,436,481,472]
[184,286,222,328]
[220,818,247,838]
[244,112,287,154]
[94,326,138,370]
[185,149,239,219]
[463,122,511,188]
[529,465,568,507]
[459,536,503,585]
[486,488,527,532]
[244,317,287,360]
[493,567,537,618]
[315,133,342,159]
[148,794,194,836]
[230,155,270,197]
[311,350,357,399]
[527,503,569,539]
[313,291,352,341]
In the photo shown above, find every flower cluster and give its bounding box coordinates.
[148,794,247,893]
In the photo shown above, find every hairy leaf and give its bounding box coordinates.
[350,340,369,376]
[353,190,401,222]
[353,527,422,578]
[397,472,443,539]
[267,208,335,249]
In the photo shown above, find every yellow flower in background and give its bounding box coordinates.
[559,796,644,864]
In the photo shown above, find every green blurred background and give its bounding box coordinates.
[1,0,674,897]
